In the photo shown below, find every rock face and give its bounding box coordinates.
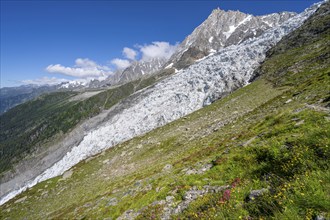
[118,185,230,219]
[168,8,296,69]
[117,58,167,84]
[89,58,167,88]
[246,188,269,202]
[62,170,73,180]
[0,2,321,205]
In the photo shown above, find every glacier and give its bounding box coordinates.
[0,1,322,205]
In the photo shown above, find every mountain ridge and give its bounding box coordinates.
[167,8,296,69]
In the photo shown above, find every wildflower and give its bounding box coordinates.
[231,178,241,188]
[223,189,231,201]
[219,189,231,204]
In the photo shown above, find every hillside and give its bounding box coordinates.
[0,85,60,114]
[0,2,314,204]
[0,72,170,184]
[0,1,329,219]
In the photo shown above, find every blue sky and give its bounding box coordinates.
[0,0,320,87]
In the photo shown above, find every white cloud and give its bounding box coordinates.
[110,58,131,69]
[21,77,69,86]
[123,47,137,60]
[46,58,111,78]
[139,41,178,61]
[44,41,178,79]
[109,42,178,71]
[75,58,98,68]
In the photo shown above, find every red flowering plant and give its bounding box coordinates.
[219,177,241,204]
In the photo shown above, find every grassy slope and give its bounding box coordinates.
[1,4,329,219]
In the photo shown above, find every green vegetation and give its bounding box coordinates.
[0,73,165,174]
[0,91,77,173]
[0,3,329,219]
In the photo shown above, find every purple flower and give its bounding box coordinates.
[223,189,231,201]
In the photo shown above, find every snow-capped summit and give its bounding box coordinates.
[168,8,296,69]
[59,80,88,89]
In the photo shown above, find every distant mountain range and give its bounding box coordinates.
[0,85,58,114]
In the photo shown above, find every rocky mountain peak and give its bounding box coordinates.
[167,8,297,69]
[117,57,166,83]
[208,7,225,18]
[92,57,167,87]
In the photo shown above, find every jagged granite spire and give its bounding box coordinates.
[167,8,296,69]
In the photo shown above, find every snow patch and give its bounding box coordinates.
[195,51,216,63]
[59,80,87,89]
[165,63,174,69]
[263,20,274,27]
[223,15,252,39]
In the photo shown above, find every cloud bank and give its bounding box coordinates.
[109,41,178,70]
[123,47,137,60]
[109,41,177,70]
[110,58,131,69]
[21,77,69,86]
[139,41,178,61]
[46,58,111,78]
[37,41,178,87]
